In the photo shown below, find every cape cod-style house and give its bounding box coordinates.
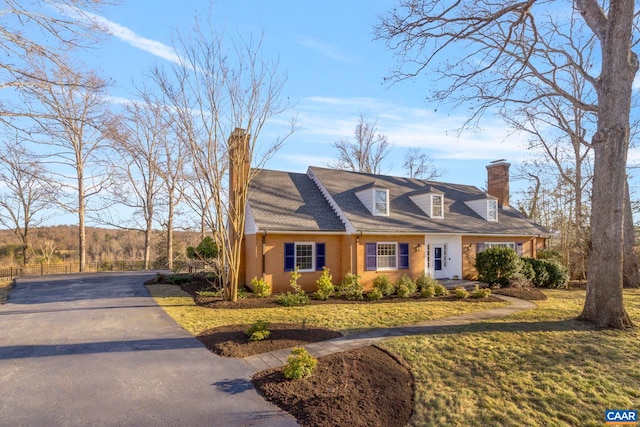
[235,153,549,293]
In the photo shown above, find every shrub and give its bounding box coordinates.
[276,268,310,306]
[313,267,334,300]
[167,274,192,285]
[433,282,449,296]
[416,271,438,291]
[283,347,317,380]
[541,260,569,288]
[470,285,491,299]
[453,286,469,299]
[521,258,568,288]
[475,247,522,287]
[395,274,417,298]
[372,274,395,297]
[251,277,271,298]
[420,284,435,298]
[196,289,222,298]
[245,320,271,341]
[335,273,363,300]
[367,287,384,301]
[416,272,438,297]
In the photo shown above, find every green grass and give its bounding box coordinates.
[148,283,640,426]
[146,284,508,335]
[380,289,640,427]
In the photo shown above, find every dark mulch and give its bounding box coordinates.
[197,323,343,358]
[252,345,413,427]
[195,322,414,426]
[492,286,548,300]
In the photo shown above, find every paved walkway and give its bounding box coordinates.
[244,294,536,371]
[0,273,536,426]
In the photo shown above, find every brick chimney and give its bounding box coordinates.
[228,127,250,221]
[486,160,510,209]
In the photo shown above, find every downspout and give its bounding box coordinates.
[262,231,267,278]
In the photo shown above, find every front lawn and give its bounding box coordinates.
[381,288,640,426]
[147,283,508,335]
[147,281,640,426]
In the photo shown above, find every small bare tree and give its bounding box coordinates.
[19,59,114,272]
[104,90,168,270]
[0,136,57,265]
[403,147,443,180]
[331,113,392,174]
[153,19,295,301]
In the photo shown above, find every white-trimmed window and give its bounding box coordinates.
[284,242,326,272]
[295,243,314,271]
[487,199,498,221]
[485,242,515,250]
[365,242,410,271]
[432,194,444,218]
[374,189,389,216]
[376,243,397,269]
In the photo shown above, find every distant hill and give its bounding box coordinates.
[0,225,202,267]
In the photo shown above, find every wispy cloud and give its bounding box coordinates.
[296,36,352,62]
[64,7,182,65]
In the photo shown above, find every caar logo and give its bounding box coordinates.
[605,410,637,425]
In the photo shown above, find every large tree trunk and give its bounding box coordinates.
[623,180,640,288]
[578,0,636,329]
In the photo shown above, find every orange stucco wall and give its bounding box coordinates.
[461,236,547,279]
[355,235,426,289]
[243,233,427,292]
[244,232,547,292]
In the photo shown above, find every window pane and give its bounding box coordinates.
[375,190,387,215]
[296,244,313,270]
[432,195,443,217]
[377,243,397,269]
[487,200,497,220]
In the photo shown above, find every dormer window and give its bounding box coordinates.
[356,184,390,216]
[464,195,499,222]
[374,189,388,216]
[487,199,498,221]
[409,187,445,219]
[431,194,443,218]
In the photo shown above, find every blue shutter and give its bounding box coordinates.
[365,243,377,271]
[316,243,326,270]
[284,243,295,272]
[477,243,485,253]
[399,243,409,269]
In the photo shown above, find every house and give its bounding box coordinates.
[239,160,548,293]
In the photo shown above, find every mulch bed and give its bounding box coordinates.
[252,345,413,427]
[196,323,343,358]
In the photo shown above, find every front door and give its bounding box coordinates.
[433,244,446,279]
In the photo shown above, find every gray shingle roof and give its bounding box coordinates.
[248,169,345,232]
[247,166,548,236]
[308,166,549,236]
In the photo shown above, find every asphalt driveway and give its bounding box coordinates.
[0,272,297,426]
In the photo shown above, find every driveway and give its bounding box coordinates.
[0,272,297,426]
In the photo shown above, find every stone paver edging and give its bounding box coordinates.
[244,294,536,372]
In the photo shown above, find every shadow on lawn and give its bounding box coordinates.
[387,318,594,338]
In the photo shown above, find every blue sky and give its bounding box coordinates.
[76,0,547,192]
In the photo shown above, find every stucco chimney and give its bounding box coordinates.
[486,160,510,209]
[228,127,250,219]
